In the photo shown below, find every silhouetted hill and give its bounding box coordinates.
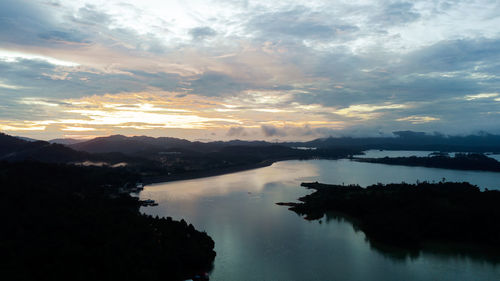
[0,132,29,155]
[295,131,500,152]
[15,136,39,142]
[69,135,272,155]
[49,138,86,145]
[70,135,190,154]
[0,133,148,166]
[0,133,86,162]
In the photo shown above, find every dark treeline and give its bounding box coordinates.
[356,153,500,172]
[278,181,500,253]
[0,161,215,281]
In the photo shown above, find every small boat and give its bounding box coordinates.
[192,272,209,281]
[140,199,157,206]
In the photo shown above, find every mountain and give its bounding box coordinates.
[49,138,86,145]
[0,133,142,165]
[294,131,500,152]
[15,136,39,142]
[70,135,175,154]
[67,131,500,156]
[69,135,271,155]
[0,132,87,162]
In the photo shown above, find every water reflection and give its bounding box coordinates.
[144,160,320,201]
[141,159,500,281]
[323,212,500,265]
[357,150,432,158]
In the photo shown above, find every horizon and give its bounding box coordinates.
[9,129,500,143]
[1,1,500,141]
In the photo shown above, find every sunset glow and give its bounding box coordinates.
[1,0,499,140]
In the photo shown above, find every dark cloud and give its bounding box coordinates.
[294,37,500,109]
[71,4,113,26]
[402,38,500,73]
[0,59,181,102]
[38,30,91,44]
[188,71,249,96]
[0,0,55,46]
[2,1,500,137]
[249,6,358,41]
[190,27,217,39]
[261,125,287,137]
[373,2,420,25]
[226,126,247,137]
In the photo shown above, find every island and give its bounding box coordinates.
[1,161,216,281]
[277,181,500,253]
[354,153,500,172]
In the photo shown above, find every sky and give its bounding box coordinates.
[1,0,499,141]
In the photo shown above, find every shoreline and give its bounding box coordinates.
[142,157,299,185]
[144,153,500,186]
[278,181,500,255]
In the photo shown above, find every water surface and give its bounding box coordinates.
[140,158,500,280]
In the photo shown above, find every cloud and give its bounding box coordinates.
[188,71,250,96]
[261,125,287,137]
[396,115,440,124]
[248,6,359,41]
[190,27,217,40]
[71,4,112,26]
[464,93,499,100]
[2,0,500,139]
[38,30,91,45]
[372,2,420,25]
[226,126,247,137]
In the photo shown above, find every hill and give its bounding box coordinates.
[0,133,87,162]
[294,131,500,152]
[70,135,194,154]
[278,181,500,254]
[49,138,85,145]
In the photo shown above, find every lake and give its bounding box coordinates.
[140,156,500,280]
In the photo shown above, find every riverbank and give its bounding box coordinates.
[143,159,274,185]
[278,181,500,253]
[143,156,323,185]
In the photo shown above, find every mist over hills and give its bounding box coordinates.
[296,131,500,152]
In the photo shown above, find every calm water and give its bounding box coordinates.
[359,149,500,161]
[140,157,500,281]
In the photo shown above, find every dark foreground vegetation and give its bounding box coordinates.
[355,153,500,172]
[0,162,215,281]
[278,181,500,254]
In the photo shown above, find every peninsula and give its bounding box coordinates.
[354,153,500,172]
[278,181,500,252]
